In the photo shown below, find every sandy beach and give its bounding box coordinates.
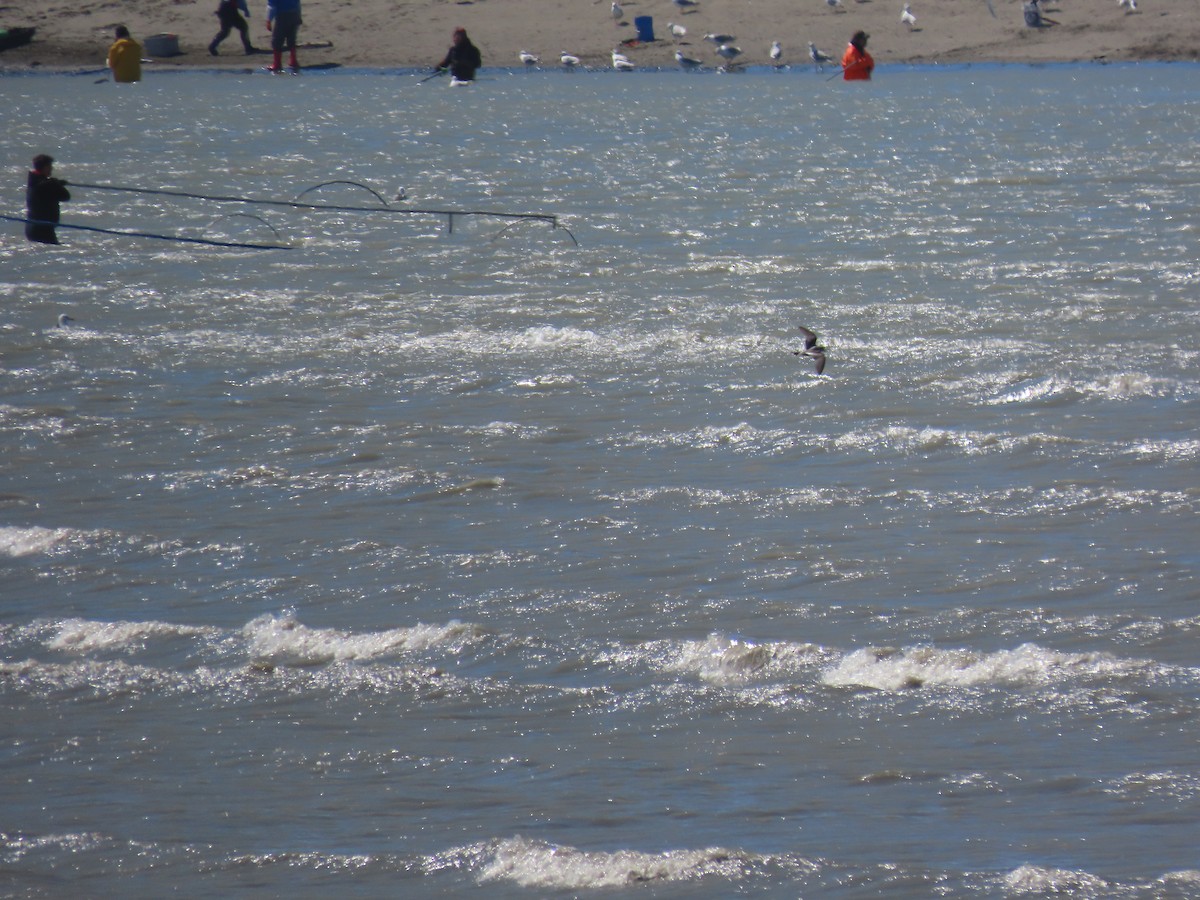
[1,0,1198,74]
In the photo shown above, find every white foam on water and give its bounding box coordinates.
[477,836,762,889]
[821,643,1155,692]
[241,612,481,666]
[660,633,829,686]
[1003,864,1108,893]
[0,525,77,557]
[47,618,218,654]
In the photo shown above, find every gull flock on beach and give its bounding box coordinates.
[513,0,1018,72]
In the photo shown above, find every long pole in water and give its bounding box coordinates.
[66,181,578,243]
[1,214,292,250]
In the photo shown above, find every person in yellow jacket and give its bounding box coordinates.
[107,26,142,83]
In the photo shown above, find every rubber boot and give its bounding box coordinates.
[288,50,299,72]
[270,49,282,72]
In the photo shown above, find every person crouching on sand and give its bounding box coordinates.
[841,30,873,81]
[107,25,142,83]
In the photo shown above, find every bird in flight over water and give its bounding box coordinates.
[794,325,828,375]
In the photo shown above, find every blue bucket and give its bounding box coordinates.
[633,15,655,42]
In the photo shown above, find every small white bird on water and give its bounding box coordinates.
[901,3,917,29]
[809,41,834,69]
[57,313,74,328]
[519,49,539,65]
[667,21,687,40]
[675,49,703,68]
[561,50,581,67]
[612,48,635,70]
[769,40,783,64]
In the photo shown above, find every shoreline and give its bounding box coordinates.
[5,57,1200,78]
[1,0,1198,75]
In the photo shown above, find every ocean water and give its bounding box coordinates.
[2,62,1198,897]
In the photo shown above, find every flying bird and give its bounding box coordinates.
[675,49,703,68]
[519,49,539,65]
[793,326,828,375]
[770,40,783,64]
[901,3,917,28]
[809,41,834,69]
[561,51,581,67]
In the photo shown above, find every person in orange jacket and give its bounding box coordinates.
[841,30,873,81]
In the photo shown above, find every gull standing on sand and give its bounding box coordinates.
[611,0,624,21]
[901,4,917,29]
[826,0,844,10]
[675,49,702,68]
[769,40,783,64]
[673,0,701,11]
[561,50,581,67]
[1118,0,1137,10]
[714,43,743,65]
[519,49,539,65]
[703,32,736,45]
[667,21,687,40]
[612,48,635,70]
[809,41,834,69]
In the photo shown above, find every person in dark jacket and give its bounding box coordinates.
[25,154,71,245]
[210,0,256,55]
[435,27,482,82]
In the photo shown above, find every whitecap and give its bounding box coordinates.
[0,525,76,557]
[1003,863,1108,893]
[47,618,217,654]
[821,643,1150,692]
[478,836,760,889]
[663,633,828,685]
[241,612,480,666]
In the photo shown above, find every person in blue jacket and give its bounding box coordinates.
[266,0,301,72]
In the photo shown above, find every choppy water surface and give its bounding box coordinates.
[2,63,1199,897]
